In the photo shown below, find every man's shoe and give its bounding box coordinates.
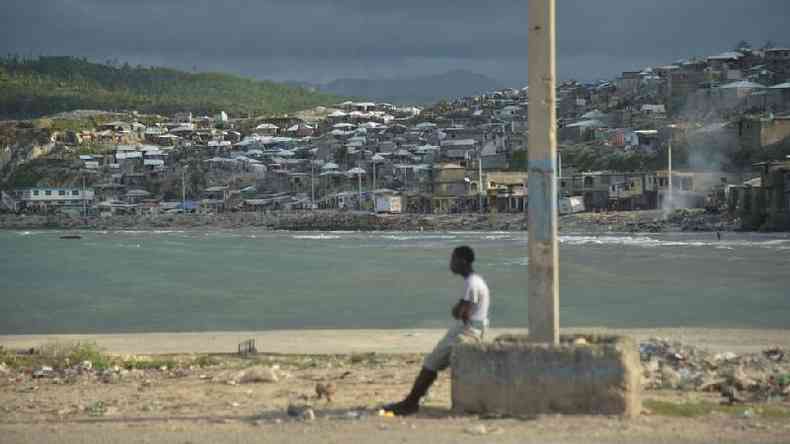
[382,367,437,416]
[382,399,419,416]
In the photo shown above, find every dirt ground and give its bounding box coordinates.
[3,327,790,355]
[2,329,790,443]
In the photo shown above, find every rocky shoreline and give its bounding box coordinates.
[0,208,740,233]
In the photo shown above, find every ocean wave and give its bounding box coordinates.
[292,234,342,240]
[482,234,515,240]
[503,256,529,266]
[559,235,790,249]
[381,234,458,241]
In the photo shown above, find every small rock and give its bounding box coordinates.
[302,409,316,421]
[230,402,240,408]
[465,424,488,436]
[716,352,738,362]
[0,363,8,375]
[315,382,336,402]
[643,358,660,374]
[287,403,310,417]
[81,361,93,370]
[660,365,681,389]
[573,337,588,346]
[32,366,54,379]
[738,408,754,419]
[239,367,279,384]
[729,367,757,390]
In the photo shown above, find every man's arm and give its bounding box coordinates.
[451,299,473,323]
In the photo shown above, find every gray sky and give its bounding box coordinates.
[2,0,789,86]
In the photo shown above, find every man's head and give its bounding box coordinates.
[450,245,475,275]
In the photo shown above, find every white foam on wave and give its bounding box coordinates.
[560,235,790,249]
[382,234,458,241]
[482,234,515,240]
[503,256,529,266]
[292,234,342,240]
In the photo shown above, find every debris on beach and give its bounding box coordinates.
[287,403,315,421]
[639,338,790,402]
[315,382,336,402]
[238,366,280,384]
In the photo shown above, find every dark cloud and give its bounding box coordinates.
[2,0,789,85]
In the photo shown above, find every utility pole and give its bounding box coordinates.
[372,159,377,191]
[181,167,186,212]
[527,0,559,345]
[478,151,484,213]
[667,136,673,210]
[311,161,316,210]
[357,173,362,210]
[558,150,562,180]
[82,174,87,218]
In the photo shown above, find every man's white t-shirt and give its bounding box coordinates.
[462,273,490,323]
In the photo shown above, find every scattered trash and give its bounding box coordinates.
[86,401,106,417]
[639,338,790,402]
[737,408,754,419]
[377,409,395,418]
[345,411,362,419]
[716,352,738,362]
[721,385,745,405]
[32,366,54,379]
[465,424,488,436]
[315,382,336,402]
[287,403,312,418]
[239,366,279,384]
[238,339,257,357]
[764,348,785,363]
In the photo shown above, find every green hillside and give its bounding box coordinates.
[0,56,342,118]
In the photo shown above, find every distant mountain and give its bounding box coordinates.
[320,70,505,105]
[0,56,342,118]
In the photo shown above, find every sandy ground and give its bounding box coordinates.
[2,328,790,444]
[3,327,790,355]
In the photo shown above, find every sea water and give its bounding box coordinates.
[1,229,788,334]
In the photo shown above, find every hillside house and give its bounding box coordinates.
[13,187,95,211]
[738,115,790,151]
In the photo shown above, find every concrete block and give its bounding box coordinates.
[451,334,641,417]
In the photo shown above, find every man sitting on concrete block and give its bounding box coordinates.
[382,245,490,416]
